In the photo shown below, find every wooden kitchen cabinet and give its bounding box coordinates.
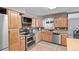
[54,17,61,28]
[8,10,20,29]
[35,32,42,43]
[9,30,20,51]
[40,32,45,41]
[61,16,68,27]
[36,20,39,27]
[39,32,52,43]
[44,32,52,42]
[8,10,22,51]
[54,16,68,28]
[61,33,68,46]
[38,20,44,27]
[32,18,44,28]
[32,18,36,27]
[36,20,44,27]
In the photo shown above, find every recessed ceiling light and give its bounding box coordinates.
[48,7,56,9]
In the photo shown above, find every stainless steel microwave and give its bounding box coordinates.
[22,17,32,24]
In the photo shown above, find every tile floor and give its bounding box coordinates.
[30,41,67,51]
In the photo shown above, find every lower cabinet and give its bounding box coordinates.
[47,33,53,42]
[36,32,68,46]
[38,32,52,43]
[43,32,52,42]
[61,33,68,46]
[9,30,20,51]
[35,33,42,43]
[9,43,20,51]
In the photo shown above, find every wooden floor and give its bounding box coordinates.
[30,41,67,51]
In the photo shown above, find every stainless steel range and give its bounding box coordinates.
[20,28,35,50]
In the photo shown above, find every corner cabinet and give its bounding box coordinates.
[43,32,52,43]
[8,10,22,51]
[38,32,53,43]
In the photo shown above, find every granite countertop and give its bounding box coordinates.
[39,30,68,34]
[53,30,68,34]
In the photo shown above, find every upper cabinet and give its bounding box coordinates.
[32,18,44,28]
[54,15,68,28]
[8,10,21,29]
[32,14,68,29]
[32,18,36,27]
[62,16,68,28]
[38,20,44,27]
[36,20,44,27]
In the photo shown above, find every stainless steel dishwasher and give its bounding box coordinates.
[53,33,61,44]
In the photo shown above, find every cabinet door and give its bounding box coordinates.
[61,34,68,46]
[42,32,46,41]
[32,18,36,27]
[35,20,39,27]
[54,17,61,28]
[37,32,45,41]
[62,16,68,27]
[8,10,20,29]
[41,32,52,42]
[35,20,44,27]
[54,16,68,28]
[59,17,62,27]
[45,32,52,42]
[35,32,42,43]
[38,20,44,27]
[9,30,20,51]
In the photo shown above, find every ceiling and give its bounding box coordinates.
[8,7,79,17]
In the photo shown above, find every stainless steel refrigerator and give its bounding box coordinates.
[0,13,8,51]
